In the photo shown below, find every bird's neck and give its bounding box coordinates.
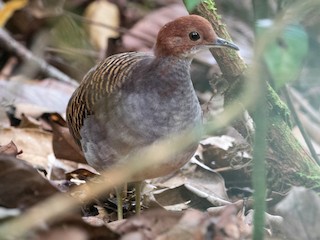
[147,56,193,92]
[152,56,192,75]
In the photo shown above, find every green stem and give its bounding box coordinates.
[251,74,267,240]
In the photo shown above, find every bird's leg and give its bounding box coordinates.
[134,181,142,215]
[115,186,124,220]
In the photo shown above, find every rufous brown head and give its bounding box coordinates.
[154,15,239,58]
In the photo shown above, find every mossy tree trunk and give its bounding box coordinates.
[194,1,320,192]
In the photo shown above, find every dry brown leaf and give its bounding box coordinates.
[116,209,182,240]
[122,3,188,52]
[0,127,53,168]
[152,185,193,210]
[149,164,229,211]
[35,215,119,240]
[84,1,120,51]
[10,103,49,120]
[156,206,251,240]
[66,168,98,182]
[0,140,22,156]
[213,205,251,240]
[199,134,251,169]
[0,154,58,209]
[41,112,86,164]
[146,168,230,211]
[185,167,230,206]
[18,113,41,128]
[156,209,205,240]
[0,78,75,114]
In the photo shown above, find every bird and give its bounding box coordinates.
[66,15,239,219]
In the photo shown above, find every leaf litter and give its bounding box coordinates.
[1,0,318,239]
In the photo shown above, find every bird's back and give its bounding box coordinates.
[67,52,150,146]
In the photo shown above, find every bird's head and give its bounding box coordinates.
[154,15,239,58]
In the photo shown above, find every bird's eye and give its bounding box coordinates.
[189,32,200,41]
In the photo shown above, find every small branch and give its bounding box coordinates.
[283,85,320,165]
[295,108,320,147]
[0,28,79,87]
[289,87,320,125]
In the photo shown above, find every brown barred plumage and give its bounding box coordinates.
[66,52,147,145]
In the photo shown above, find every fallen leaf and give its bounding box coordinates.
[41,112,86,164]
[18,113,41,128]
[0,154,58,209]
[116,209,182,240]
[276,187,320,240]
[200,135,235,151]
[35,215,119,240]
[0,140,22,156]
[156,206,251,240]
[0,78,75,114]
[156,209,205,240]
[185,167,230,206]
[122,3,188,52]
[0,127,53,168]
[150,167,229,212]
[66,168,98,181]
[84,1,120,51]
[213,205,251,240]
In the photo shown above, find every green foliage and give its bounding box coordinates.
[183,0,202,12]
[256,20,309,90]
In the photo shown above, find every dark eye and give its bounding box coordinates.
[189,32,200,41]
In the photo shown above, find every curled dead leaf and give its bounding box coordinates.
[41,112,86,164]
[0,141,22,156]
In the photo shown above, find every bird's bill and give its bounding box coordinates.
[210,37,239,50]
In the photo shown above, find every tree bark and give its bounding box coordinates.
[195,0,320,192]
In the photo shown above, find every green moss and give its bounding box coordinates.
[203,0,221,21]
[297,161,320,190]
[266,84,292,127]
[203,0,216,11]
[266,112,320,192]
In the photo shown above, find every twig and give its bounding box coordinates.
[295,107,320,147]
[283,85,320,164]
[289,87,320,125]
[0,28,79,87]
[0,56,18,79]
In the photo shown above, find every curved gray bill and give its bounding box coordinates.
[212,37,239,50]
